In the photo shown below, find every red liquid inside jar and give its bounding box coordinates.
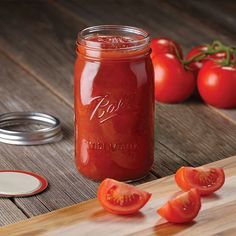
[74,25,154,181]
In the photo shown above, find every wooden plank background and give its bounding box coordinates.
[0,0,235,226]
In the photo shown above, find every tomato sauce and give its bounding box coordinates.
[74,25,154,181]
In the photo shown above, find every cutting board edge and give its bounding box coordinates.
[1,155,236,234]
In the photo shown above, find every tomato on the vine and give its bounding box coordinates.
[186,43,235,78]
[98,178,151,215]
[151,37,183,59]
[198,60,236,108]
[157,189,201,223]
[175,166,225,196]
[153,54,195,103]
[187,45,231,69]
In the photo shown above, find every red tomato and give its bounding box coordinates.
[175,166,225,196]
[186,45,234,77]
[153,54,195,103]
[97,178,151,215]
[198,60,236,108]
[157,189,201,223]
[151,37,183,59]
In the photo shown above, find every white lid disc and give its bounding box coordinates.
[0,170,48,197]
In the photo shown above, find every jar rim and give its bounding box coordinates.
[77,25,150,51]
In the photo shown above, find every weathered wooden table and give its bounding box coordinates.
[0,0,235,227]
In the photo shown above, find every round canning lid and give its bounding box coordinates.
[0,170,48,197]
[0,112,62,145]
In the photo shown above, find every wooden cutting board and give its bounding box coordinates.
[1,155,236,236]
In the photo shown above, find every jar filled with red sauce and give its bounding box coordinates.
[74,25,154,181]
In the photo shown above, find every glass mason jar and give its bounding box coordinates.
[74,25,154,181]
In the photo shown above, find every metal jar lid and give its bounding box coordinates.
[0,170,48,197]
[0,112,63,145]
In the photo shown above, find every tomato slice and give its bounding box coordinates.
[157,189,201,223]
[97,178,151,215]
[175,167,225,196]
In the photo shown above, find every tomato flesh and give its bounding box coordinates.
[98,178,151,215]
[175,166,225,196]
[175,167,189,191]
[157,189,201,223]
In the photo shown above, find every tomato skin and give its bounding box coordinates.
[197,60,236,109]
[175,166,225,196]
[151,37,183,59]
[153,54,195,103]
[186,45,233,76]
[98,178,151,215]
[157,189,201,223]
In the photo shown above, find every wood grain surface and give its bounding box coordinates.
[1,155,236,236]
[0,0,235,227]
[0,199,27,226]
[0,51,95,219]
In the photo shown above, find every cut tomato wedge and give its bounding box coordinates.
[97,178,151,215]
[157,189,201,223]
[175,166,225,196]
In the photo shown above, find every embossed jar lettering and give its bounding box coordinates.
[90,94,136,123]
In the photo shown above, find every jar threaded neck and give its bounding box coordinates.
[77,25,151,59]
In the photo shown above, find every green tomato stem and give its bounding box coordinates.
[221,48,231,66]
[183,40,236,67]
